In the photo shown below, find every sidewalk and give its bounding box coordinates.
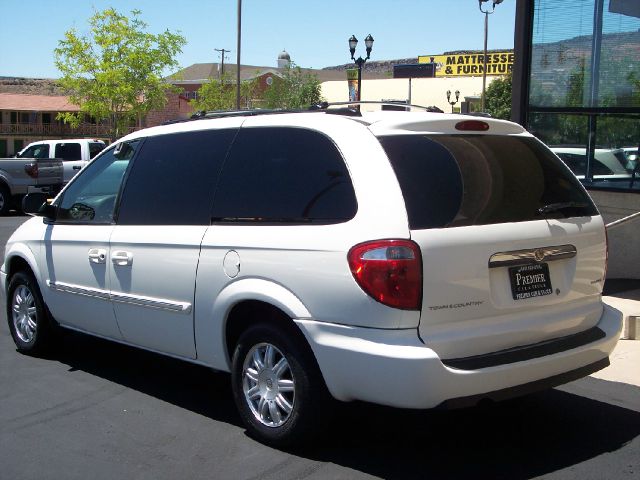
[593,289,640,387]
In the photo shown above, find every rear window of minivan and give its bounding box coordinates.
[378,134,598,229]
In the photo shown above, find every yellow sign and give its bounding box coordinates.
[418,51,514,77]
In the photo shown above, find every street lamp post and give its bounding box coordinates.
[478,0,503,112]
[348,34,374,101]
[446,90,460,113]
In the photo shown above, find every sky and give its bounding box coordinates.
[0,0,517,79]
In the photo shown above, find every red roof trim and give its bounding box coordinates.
[0,93,81,112]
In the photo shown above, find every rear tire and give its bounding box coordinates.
[231,322,330,447]
[6,271,54,355]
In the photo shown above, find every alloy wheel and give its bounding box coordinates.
[12,284,37,343]
[242,342,295,427]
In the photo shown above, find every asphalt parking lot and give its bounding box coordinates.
[0,215,639,480]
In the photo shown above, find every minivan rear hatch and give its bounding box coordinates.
[376,130,606,360]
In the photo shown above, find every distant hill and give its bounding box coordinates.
[530,30,640,107]
[0,77,66,96]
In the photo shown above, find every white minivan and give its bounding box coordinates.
[2,106,622,446]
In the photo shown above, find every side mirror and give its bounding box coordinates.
[22,193,57,220]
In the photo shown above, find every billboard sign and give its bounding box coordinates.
[393,63,436,78]
[418,51,514,77]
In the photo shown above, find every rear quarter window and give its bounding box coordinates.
[211,127,357,224]
[55,143,82,161]
[89,142,106,159]
[379,134,598,229]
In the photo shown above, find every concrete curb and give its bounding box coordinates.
[603,293,640,340]
[594,293,640,386]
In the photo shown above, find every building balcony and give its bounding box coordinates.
[0,122,139,138]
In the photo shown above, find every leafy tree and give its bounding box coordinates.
[191,73,258,112]
[54,8,186,140]
[565,65,586,107]
[263,63,322,109]
[484,73,512,120]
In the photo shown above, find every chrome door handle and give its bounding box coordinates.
[111,251,133,266]
[88,248,107,264]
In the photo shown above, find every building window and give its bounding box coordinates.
[526,0,640,191]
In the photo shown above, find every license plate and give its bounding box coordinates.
[509,263,553,300]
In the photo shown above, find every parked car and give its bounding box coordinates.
[550,146,631,180]
[622,147,638,171]
[3,107,622,446]
[17,139,106,183]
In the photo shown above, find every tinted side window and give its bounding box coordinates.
[89,142,106,159]
[55,143,82,161]
[212,127,357,223]
[21,144,49,158]
[117,129,236,225]
[555,153,589,176]
[379,135,598,229]
[56,141,139,224]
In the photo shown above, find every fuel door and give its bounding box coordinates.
[223,250,241,278]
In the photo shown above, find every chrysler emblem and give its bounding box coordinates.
[534,249,546,262]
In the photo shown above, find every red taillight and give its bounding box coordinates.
[348,239,422,310]
[455,120,489,131]
[24,162,38,179]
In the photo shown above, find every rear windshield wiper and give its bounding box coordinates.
[537,202,589,215]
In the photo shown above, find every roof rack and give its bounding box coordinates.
[162,101,445,125]
[461,111,493,118]
[162,108,298,125]
[310,101,444,113]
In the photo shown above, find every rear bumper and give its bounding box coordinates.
[295,302,623,409]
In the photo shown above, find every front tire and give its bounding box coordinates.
[6,271,54,354]
[231,323,329,447]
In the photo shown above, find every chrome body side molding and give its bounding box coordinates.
[47,280,192,314]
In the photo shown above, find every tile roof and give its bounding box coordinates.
[0,93,80,112]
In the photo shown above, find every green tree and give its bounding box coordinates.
[484,73,512,120]
[54,8,186,140]
[263,63,322,109]
[191,74,258,112]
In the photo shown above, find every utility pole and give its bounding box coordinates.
[215,48,231,77]
[236,0,242,110]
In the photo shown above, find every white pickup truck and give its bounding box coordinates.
[16,139,106,183]
[0,155,63,215]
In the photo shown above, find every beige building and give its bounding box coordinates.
[321,75,499,113]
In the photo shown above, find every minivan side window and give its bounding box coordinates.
[116,129,237,225]
[56,141,139,224]
[212,127,357,224]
